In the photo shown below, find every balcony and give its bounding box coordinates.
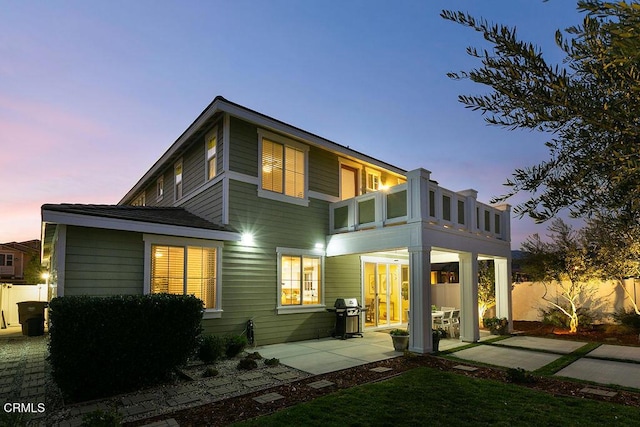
[329,169,510,241]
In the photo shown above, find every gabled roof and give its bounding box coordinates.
[0,240,40,253]
[41,204,232,232]
[120,96,407,204]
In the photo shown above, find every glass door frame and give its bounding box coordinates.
[362,256,409,329]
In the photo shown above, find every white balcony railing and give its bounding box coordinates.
[328,168,510,241]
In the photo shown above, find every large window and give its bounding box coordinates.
[150,244,217,309]
[258,130,308,205]
[262,139,304,198]
[279,250,322,308]
[206,128,217,180]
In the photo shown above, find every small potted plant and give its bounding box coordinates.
[389,328,409,351]
[483,317,509,335]
[432,328,446,352]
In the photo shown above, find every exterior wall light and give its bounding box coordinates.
[240,233,254,246]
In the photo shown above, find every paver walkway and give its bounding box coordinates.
[451,336,640,390]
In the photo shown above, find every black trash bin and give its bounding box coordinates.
[17,301,48,336]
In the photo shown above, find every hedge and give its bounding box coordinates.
[48,293,203,401]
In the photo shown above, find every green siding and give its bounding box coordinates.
[200,179,349,344]
[229,117,258,176]
[182,137,205,196]
[181,180,224,225]
[64,226,144,296]
[308,146,339,196]
[358,198,375,224]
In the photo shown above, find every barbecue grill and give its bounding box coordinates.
[328,298,365,339]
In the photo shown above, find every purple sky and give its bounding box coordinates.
[0,0,584,248]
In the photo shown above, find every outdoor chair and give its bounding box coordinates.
[433,309,453,335]
[449,309,460,338]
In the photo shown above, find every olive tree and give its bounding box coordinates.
[442,1,640,224]
[521,219,601,332]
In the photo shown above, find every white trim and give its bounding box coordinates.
[223,113,230,173]
[174,158,183,202]
[156,176,164,202]
[42,210,240,241]
[275,247,325,314]
[54,225,67,297]
[205,126,218,182]
[222,176,230,225]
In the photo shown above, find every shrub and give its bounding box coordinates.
[613,309,640,330]
[225,334,248,358]
[265,357,280,366]
[202,367,219,378]
[48,294,203,401]
[81,408,122,426]
[199,335,226,364]
[506,367,535,384]
[237,358,258,370]
[389,329,409,336]
[245,351,263,360]
[539,306,593,329]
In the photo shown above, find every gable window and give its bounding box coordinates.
[258,129,308,206]
[132,192,145,206]
[206,128,217,180]
[174,160,183,201]
[277,248,323,313]
[150,244,218,309]
[156,176,164,201]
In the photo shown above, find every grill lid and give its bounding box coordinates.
[334,298,360,308]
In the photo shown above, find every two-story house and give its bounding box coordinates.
[0,240,40,284]
[41,96,512,353]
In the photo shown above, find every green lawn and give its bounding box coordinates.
[235,367,639,426]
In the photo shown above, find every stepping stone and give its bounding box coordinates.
[243,378,273,388]
[204,376,233,387]
[580,387,618,397]
[208,384,242,396]
[266,366,289,374]
[274,372,299,381]
[121,393,160,406]
[238,372,263,380]
[141,419,180,427]
[121,402,155,417]
[253,392,284,403]
[307,379,335,389]
[370,367,392,373]
[453,365,478,372]
[166,395,201,407]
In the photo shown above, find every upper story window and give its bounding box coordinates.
[132,192,146,206]
[366,170,381,192]
[174,159,183,201]
[156,176,164,202]
[258,129,308,206]
[206,128,217,180]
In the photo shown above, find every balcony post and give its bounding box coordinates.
[495,204,511,241]
[406,168,431,223]
[458,189,477,232]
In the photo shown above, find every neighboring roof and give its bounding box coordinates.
[41,204,232,232]
[120,96,408,204]
[0,240,40,253]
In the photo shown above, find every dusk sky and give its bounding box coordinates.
[1,0,585,249]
